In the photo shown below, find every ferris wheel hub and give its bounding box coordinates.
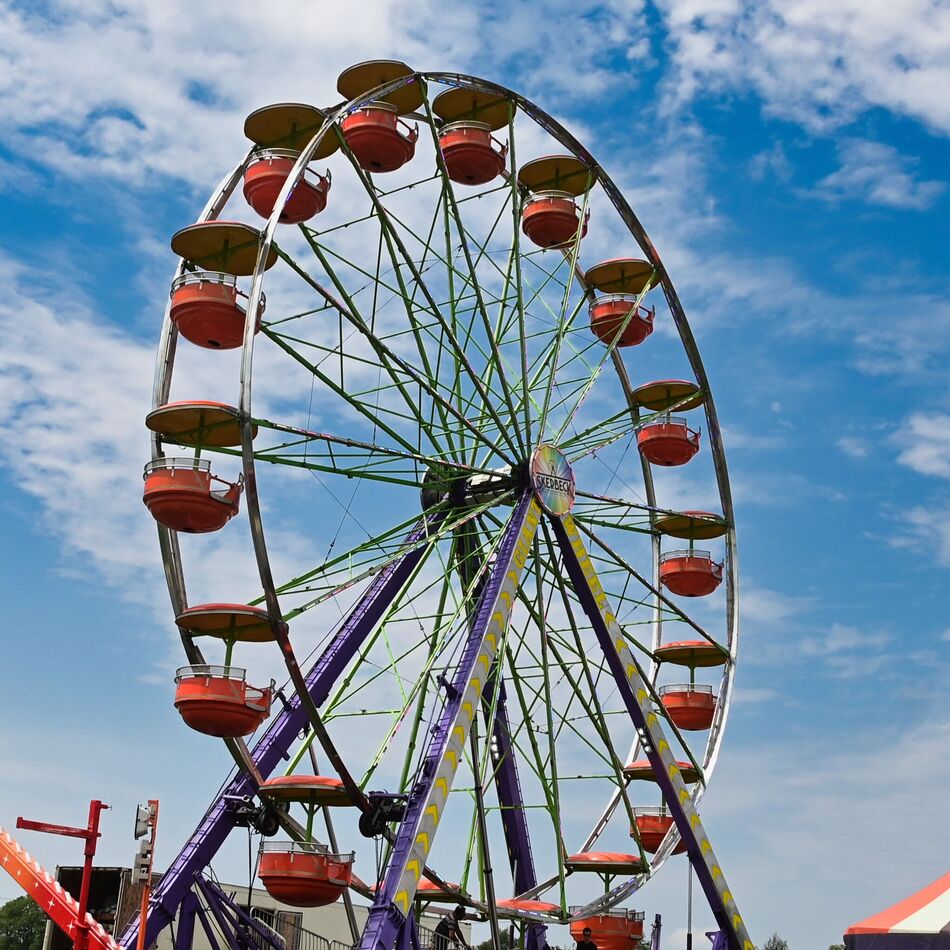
[530,444,576,517]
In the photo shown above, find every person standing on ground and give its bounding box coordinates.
[576,927,597,950]
[433,906,469,950]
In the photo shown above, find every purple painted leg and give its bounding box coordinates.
[360,495,542,950]
[550,514,752,950]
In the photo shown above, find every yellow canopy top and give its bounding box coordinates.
[632,380,704,412]
[584,258,655,295]
[170,221,277,277]
[432,87,511,130]
[517,154,592,196]
[244,102,339,158]
[654,511,727,540]
[146,401,254,448]
[337,59,422,114]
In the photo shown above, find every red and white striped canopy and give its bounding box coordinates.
[845,871,950,949]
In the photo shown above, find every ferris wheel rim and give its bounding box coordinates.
[149,67,739,915]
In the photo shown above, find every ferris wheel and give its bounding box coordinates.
[132,61,752,950]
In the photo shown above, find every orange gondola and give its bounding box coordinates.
[258,842,354,907]
[637,415,700,466]
[142,458,242,533]
[519,155,591,249]
[521,192,589,248]
[341,104,418,173]
[569,908,645,950]
[439,122,507,185]
[659,684,717,731]
[631,807,687,854]
[174,665,272,738]
[659,550,723,597]
[589,296,655,346]
[169,272,262,350]
[243,151,331,223]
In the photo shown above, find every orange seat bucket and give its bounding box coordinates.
[341,105,417,173]
[659,552,723,597]
[569,911,645,950]
[170,274,257,350]
[258,845,354,907]
[143,461,241,533]
[243,153,330,224]
[661,686,717,730]
[174,668,272,738]
[439,122,506,185]
[637,418,700,466]
[590,297,654,347]
[631,809,686,854]
[521,192,588,248]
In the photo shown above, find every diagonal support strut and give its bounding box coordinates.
[360,493,543,950]
[549,513,753,950]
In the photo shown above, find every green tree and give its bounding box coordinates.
[762,936,789,950]
[0,897,47,950]
[828,945,845,950]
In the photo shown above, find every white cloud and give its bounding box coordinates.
[748,141,792,183]
[837,435,869,459]
[893,500,950,566]
[730,686,778,704]
[656,0,950,136]
[809,139,945,210]
[799,622,893,677]
[741,585,807,626]
[0,0,651,187]
[893,412,950,479]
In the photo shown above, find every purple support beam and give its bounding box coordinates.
[120,515,444,950]
[549,514,752,950]
[360,494,542,950]
[194,900,225,950]
[199,876,287,950]
[194,876,247,950]
[174,893,199,950]
[457,525,544,950]
[485,680,546,950]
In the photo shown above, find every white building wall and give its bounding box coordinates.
[155,884,469,950]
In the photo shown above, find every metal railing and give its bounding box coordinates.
[660,549,713,562]
[568,905,645,922]
[145,456,212,475]
[175,664,246,682]
[658,682,714,696]
[169,271,267,314]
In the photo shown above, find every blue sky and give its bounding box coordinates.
[1,2,948,948]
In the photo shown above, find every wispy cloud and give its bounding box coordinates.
[837,435,870,459]
[656,0,950,136]
[809,139,945,210]
[893,412,950,479]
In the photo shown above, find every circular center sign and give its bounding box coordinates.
[530,444,576,516]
